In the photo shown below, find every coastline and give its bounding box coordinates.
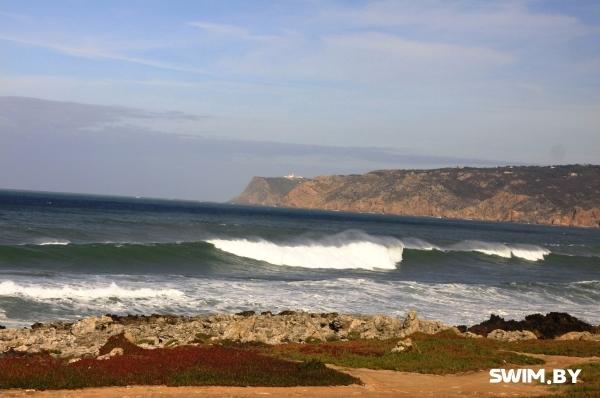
[2,310,599,359]
[1,311,599,397]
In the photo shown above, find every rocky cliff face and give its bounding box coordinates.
[232,165,600,228]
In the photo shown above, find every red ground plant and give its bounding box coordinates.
[0,334,359,390]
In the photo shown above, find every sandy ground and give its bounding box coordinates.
[2,354,598,398]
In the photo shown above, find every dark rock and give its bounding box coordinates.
[236,310,256,317]
[260,311,273,316]
[468,312,596,339]
[106,313,184,325]
[0,325,5,330]
[278,310,297,316]
[321,312,339,318]
[456,325,467,333]
[329,319,343,332]
[31,322,44,330]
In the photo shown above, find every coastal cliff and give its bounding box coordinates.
[232,165,600,228]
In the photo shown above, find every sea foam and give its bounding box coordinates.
[0,281,184,300]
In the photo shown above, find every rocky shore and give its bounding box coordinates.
[1,311,598,359]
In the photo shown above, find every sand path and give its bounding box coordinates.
[2,354,597,398]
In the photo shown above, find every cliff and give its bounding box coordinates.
[232,165,600,228]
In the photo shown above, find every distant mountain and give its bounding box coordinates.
[232,165,600,228]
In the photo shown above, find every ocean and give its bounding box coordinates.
[1,189,599,328]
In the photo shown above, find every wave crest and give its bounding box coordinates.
[207,232,403,271]
[449,240,550,261]
[207,232,551,269]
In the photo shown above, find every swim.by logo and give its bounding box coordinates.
[489,368,581,384]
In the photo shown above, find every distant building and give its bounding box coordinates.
[284,173,304,179]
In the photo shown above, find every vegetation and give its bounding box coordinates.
[266,330,543,374]
[505,339,600,358]
[0,334,358,390]
[2,330,599,390]
[535,362,600,398]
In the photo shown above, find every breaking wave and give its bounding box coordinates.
[208,232,552,269]
[36,239,71,246]
[207,237,404,270]
[0,231,556,273]
[0,280,184,300]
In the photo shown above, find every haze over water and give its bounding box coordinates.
[1,190,599,328]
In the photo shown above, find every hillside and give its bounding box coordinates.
[231,165,600,228]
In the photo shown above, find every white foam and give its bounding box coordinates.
[0,281,184,300]
[36,239,71,246]
[207,236,403,270]
[449,240,550,261]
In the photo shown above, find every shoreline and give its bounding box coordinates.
[2,310,599,359]
[1,311,599,397]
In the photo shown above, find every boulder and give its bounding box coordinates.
[556,331,600,341]
[397,310,454,338]
[71,316,114,336]
[468,312,596,339]
[96,347,124,360]
[461,331,484,339]
[391,338,413,353]
[487,329,538,342]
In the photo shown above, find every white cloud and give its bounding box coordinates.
[321,1,591,40]
[324,32,513,65]
[0,35,206,74]
[187,20,284,43]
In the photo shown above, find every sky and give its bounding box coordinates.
[1,1,599,200]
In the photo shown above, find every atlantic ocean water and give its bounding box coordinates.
[1,189,599,328]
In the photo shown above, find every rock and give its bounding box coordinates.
[0,325,5,330]
[235,310,256,317]
[232,166,600,228]
[96,347,124,360]
[462,331,484,338]
[469,312,596,339]
[391,338,413,353]
[71,316,114,336]
[278,310,297,316]
[556,331,600,341]
[68,357,81,364]
[487,329,538,342]
[397,310,454,338]
[0,311,478,358]
[329,319,343,332]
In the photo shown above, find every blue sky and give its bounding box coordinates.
[1,1,599,199]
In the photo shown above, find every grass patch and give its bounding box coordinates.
[192,332,212,344]
[0,334,359,390]
[135,338,155,346]
[503,340,600,358]
[267,330,543,374]
[535,362,600,398]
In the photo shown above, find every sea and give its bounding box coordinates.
[1,189,599,328]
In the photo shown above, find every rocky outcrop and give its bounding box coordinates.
[468,312,598,339]
[232,165,600,228]
[556,331,600,341]
[486,329,538,342]
[391,338,414,353]
[231,177,306,206]
[0,311,454,359]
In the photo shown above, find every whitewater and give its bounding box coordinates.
[207,234,552,270]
